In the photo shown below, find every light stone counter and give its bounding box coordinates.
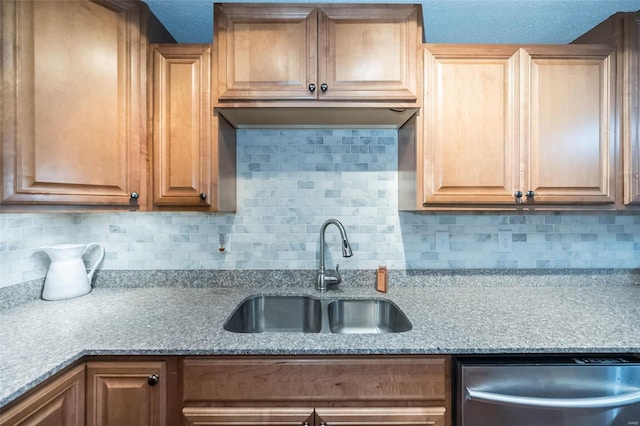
[1,274,640,408]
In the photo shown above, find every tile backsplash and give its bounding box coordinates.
[1,128,639,288]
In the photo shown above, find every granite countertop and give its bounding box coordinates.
[1,278,640,408]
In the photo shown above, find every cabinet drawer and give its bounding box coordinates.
[182,407,314,426]
[182,356,448,403]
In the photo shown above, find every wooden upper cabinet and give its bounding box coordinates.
[317,5,419,101]
[152,45,213,208]
[422,45,520,204]
[214,3,420,103]
[151,45,236,212]
[215,4,318,100]
[414,44,615,209]
[573,12,640,206]
[1,0,144,207]
[522,45,615,204]
[624,14,640,204]
[0,365,85,426]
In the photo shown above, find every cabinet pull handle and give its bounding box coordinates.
[147,374,159,386]
[130,192,139,200]
[199,193,207,200]
[526,190,535,199]
[308,83,316,92]
[514,191,523,204]
[320,83,328,92]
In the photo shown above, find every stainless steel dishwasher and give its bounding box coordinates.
[456,357,640,426]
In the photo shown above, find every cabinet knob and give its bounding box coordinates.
[514,191,523,204]
[320,422,327,426]
[308,83,316,92]
[302,423,309,426]
[320,83,328,92]
[130,192,139,200]
[526,190,535,199]
[199,193,207,200]
[147,374,159,386]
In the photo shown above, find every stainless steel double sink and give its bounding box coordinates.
[224,295,412,334]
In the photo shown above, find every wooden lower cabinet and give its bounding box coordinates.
[0,356,451,426]
[182,407,315,425]
[183,407,445,426]
[315,407,446,425]
[0,364,85,426]
[86,361,167,426]
[181,356,451,426]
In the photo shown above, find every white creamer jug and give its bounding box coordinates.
[40,243,105,301]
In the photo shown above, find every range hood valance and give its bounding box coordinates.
[215,107,419,129]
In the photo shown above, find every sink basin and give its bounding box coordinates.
[224,295,412,334]
[328,299,412,334]
[223,295,322,333]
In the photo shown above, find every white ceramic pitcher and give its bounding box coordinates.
[40,243,105,301]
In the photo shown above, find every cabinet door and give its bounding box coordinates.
[317,5,419,101]
[215,4,318,101]
[152,45,212,208]
[523,45,615,204]
[314,407,446,426]
[0,365,85,426]
[422,45,521,204]
[1,0,143,206]
[182,407,314,426]
[86,361,167,426]
[624,14,640,204]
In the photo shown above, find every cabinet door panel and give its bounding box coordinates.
[315,407,446,426]
[524,46,615,204]
[318,5,419,101]
[152,45,211,207]
[182,356,447,403]
[1,0,142,206]
[0,365,85,426]
[625,14,640,204]
[86,361,167,426]
[215,4,317,100]
[423,46,520,204]
[182,407,314,426]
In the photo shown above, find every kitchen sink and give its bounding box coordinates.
[327,299,412,334]
[223,295,322,333]
[223,295,412,334]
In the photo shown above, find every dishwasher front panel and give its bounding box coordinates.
[457,358,640,426]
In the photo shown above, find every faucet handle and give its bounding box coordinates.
[334,264,342,285]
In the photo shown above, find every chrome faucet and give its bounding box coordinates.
[316,219,353,292]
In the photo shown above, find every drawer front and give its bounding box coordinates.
[182,356,448,403]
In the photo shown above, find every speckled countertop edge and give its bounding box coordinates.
[1,271,640,408]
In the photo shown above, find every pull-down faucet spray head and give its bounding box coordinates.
[341,238,353,258]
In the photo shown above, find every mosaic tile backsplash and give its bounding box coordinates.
[1,128,639,288]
